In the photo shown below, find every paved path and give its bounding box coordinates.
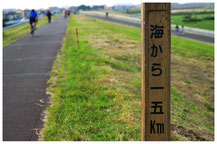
[86,15,214,44]
[3,16,67,141]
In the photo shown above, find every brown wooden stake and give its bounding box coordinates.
[75,28,79,49]
[141,3,171,141]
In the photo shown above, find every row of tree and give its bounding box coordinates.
[77,5,105,11]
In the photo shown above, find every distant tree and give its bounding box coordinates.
[92,5,105,10]
[78,5,91,11]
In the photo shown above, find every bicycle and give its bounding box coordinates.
[30,23,35,36]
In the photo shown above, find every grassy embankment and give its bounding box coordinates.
[171,12,214,31]
[120,9,214,31]
[41,15,214,141]
[3,14,61,47]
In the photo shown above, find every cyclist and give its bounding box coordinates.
[29,9,38,33]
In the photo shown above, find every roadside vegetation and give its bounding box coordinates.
[121,8,140,14]
[41,15,214,141]
[3,14,61,47]
[119,9,214,31]
[171,11,214,31]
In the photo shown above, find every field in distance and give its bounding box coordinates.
[118,8,214,31]
[171,10,214,31]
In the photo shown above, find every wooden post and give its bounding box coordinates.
[75,28,79,49]
[141,3,171,141]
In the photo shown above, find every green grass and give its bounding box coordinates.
[171,88,214,131]
[41,15,214,141]
[121,8,141,15]
[171,13,214,30]
[172,35,214,58]
[119,9,214,30]
[3,14,61,47]
[41,15,141,141]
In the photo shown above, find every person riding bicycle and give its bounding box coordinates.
[29,9,38,33]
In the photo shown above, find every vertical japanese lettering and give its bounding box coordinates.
[152,63,162,76]
[150,25,165,39]
[151,44,163,57]
[150,101,164,114]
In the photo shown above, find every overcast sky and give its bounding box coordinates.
[1,0,213,9]
[2,0,143,9]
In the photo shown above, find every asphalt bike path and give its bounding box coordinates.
[3,16,68,141]
[86,15,214,44]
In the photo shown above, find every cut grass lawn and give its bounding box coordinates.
[3,14,61,47]
[40,15,214,141]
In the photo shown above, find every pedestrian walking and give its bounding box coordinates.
[64,9,67,18]
[105,12,109,18]
[68,10,70,16]
[181,25,184,35]
[47,10,52,24]
[176,24,179,33]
